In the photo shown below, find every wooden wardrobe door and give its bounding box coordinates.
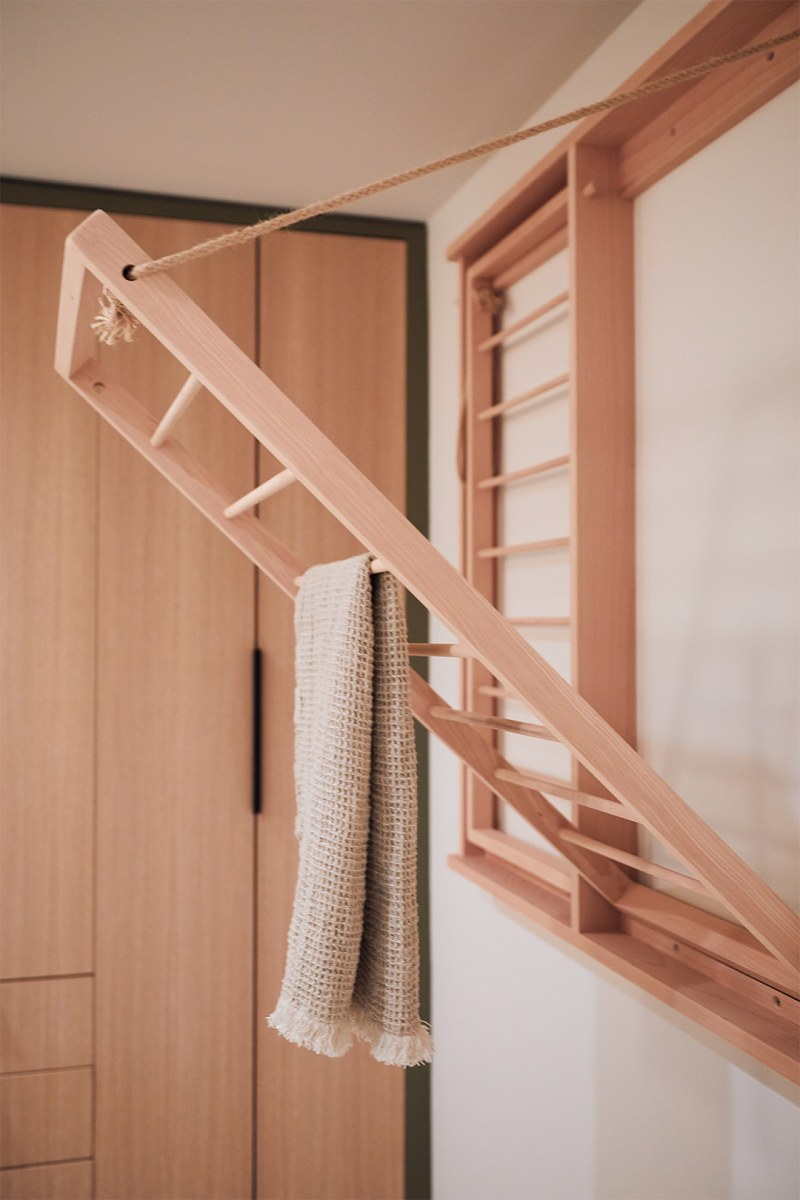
[1,206,97,1194]
[256,230,408,1200]
[93,217,256,1199]
[0,206,96,982]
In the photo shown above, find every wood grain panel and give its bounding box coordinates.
[94,216,256,1200]
[568,144,638,932]
[0,1160,93,1200]
[0,1069,92,1168]
[0,979,92,1074]
[0,206,96,979]
[257,230,407,1200]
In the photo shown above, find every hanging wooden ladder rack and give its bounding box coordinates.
[55,209,800,1080]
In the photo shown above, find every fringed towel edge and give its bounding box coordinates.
[268,997,354,1059]
[352,1006,433,1068]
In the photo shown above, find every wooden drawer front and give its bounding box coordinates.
[0,979,92,1074]
[0,1069,92,1168]
[0,1161,92,1199]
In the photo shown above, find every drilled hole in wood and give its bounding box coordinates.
[93,381,105,393]
[122,264,137,281]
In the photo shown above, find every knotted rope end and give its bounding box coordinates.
[91,287,140,346]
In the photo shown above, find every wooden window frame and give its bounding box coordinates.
[449,0,800,1079]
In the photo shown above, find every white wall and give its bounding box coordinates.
[427,4,800,1198]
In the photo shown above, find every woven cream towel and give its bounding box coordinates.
[269,553,432,1067]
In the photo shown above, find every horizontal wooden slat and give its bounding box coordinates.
[615,882,800,997]
[0,1069,92,1168]
[411,675,629,904]
[478,536,569,559]
[506,616,570,627]
[0,979,92,1074]
[495,767,641,822]
[449,852,800,1083]
[624,916,800,1022]
[493,227,569,293]
[0,1160,93,1199]
[478,291,568,352]
[469,188,568,282]
[478,372,569,421]
[407,642,471,658]
[430,707,556,741]
[558,830,708,896]
[468,827,573,892]
[617,4,800,198]
[478,454,570,489]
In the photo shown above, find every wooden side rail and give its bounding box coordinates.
[54,211,800,973]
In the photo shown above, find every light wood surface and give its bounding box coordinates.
[1,206,96,979]
[409,673,629,904]
[446,0,799,264]
[150,372,203,446]
[0,1161,93,1200]
[559,830,708,897]
[450,852,799,1083]
[568,143,638,932]
[225,467,296,517]
[478,371,570,421]
[469,188,568,284]
[430,708,556,741]
[478,536,570,559]
[92,215,256,1200]
[0,978,92,1074]
[463,274,499,848]
[257,230,406,1200]
[478,453,570,489]
[0,1069,92,1168]
[617,3,800,198]
[408,643,471,658]
[495,768,641,822]
[56,211,800,972]
[615,882,800,996]
[467,828,573,893]
[493,228,570,293]
[478,290,569,351]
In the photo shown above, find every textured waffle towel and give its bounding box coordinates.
[268,554,432,1067]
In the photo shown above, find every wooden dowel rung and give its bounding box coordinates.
[478,536,569,559]
[293,558,390,587]
[477,685,515,700]
[150,374,204,447]
[478,372,569,422]
[224,468,296,518]
[478,454,570,490]
[408,643,472,658]
[478,290,569,352]
[508,616,570,627]
[557,829,709,895]
[495,768,641,821]
[430,707,555,740]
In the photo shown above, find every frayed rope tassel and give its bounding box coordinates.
[91,287,139,346]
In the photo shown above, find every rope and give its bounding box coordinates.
[125,28,798,281]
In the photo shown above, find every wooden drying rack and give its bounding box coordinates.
[54,1,799,1082]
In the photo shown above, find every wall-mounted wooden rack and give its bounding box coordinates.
[447,0,799,1080]
[53,0,799,1082]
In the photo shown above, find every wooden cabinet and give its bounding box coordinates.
[0,200,413,1199]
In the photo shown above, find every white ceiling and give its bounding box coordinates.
[0,0,638,221]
